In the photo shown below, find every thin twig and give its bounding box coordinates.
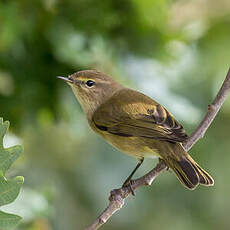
[85,68,230,230]
[183,68,230,150]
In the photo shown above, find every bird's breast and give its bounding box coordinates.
[91,123,160,159]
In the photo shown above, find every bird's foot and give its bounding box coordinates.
[122,180,135,196]
[159,158,169,170]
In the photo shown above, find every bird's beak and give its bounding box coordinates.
[57,76,74,84]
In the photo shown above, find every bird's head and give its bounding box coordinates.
[58,70,122,117]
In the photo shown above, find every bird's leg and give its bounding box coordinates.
[122,158,144,195]
[159,158,169,170]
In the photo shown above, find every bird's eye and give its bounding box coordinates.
[86,80,95,87]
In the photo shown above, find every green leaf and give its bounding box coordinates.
[0,176,24,206]
[0,118,9,149]
[0,211,22,230]
[0,146,22,175]
[0,118,24,229]
[0,119,22,174]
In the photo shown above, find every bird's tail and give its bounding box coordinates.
[163,144,214,190]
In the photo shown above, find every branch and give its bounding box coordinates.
[183,68,230,150]
[85,68,230,230]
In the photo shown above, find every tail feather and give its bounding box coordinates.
[186,154,214,186]
[167,157,199,190]
[173,166,197,190]
[162,145,214,190]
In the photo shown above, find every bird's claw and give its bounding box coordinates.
[122,180,135,196]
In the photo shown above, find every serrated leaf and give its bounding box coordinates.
[0,119,9,149]
[0,118,24,229]
[0,211,21,230]
[0,120,22,175]
[0,146,22,175]
[0,176,24,206]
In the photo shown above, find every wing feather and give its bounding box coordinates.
[92,89,188,143]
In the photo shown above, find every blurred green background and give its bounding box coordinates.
[0,0,230,229]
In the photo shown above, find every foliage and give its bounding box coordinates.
[0,118,23,230]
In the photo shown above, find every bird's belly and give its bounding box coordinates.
[101,134,160,159]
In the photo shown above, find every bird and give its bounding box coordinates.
[58,70,214,190]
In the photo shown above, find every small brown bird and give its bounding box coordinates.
[58,70,214,190]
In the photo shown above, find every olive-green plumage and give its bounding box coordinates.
[58,70,214,190]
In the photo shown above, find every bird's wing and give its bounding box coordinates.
[92,89,188,142]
